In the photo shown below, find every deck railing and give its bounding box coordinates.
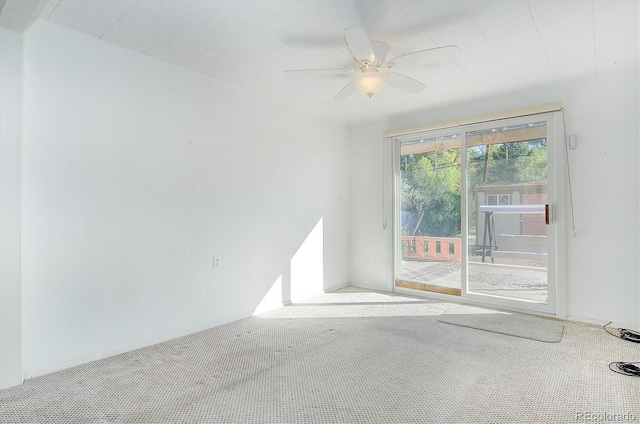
[402,236,461,262]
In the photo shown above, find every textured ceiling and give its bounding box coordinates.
[37,0,639,126]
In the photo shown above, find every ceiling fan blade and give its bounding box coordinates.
[386,45,459,68]
[387,72,426,94]
[284,69,352,79]
[371,41,389,64]
[333,82,356,101]
[344,27,375,64]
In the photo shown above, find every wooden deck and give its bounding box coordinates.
[399,259,548,303]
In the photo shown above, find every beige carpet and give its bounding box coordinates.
[1,287,638,423]
[437,305,564,343]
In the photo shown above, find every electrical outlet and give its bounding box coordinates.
[213,256,220,269]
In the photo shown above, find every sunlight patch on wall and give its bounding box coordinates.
[290,218,324,303]
[252,275,283,316]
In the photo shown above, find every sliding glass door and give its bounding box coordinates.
[395,130,462,296]
[464,117,553,311]
[393,112,561,314]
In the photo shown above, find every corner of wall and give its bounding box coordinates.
[0,27,24,389]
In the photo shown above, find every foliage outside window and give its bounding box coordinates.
[400,126,547,238]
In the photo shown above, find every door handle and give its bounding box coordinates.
[545,204,550,225]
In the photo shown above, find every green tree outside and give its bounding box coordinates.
[401,138,547,238]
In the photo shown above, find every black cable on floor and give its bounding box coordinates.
[604,322,640,377]
[608,362,640,377]
[604,321,640,343]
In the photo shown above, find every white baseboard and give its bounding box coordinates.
[23,319,238,380]
[22,289,331,381]
[564,315,639,332]
[346,282,392,293]
[324,283,350,292]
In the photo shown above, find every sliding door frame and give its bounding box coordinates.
[390,106,567,318]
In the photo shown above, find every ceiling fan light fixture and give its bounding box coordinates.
[354,70,389,97]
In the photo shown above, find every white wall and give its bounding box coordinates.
[21,20,349,376]
[347,120,393,292]
[0,28,23,389]
[349,66,640,327]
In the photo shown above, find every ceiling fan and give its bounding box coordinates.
[284,28,459,101]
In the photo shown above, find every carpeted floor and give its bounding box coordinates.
[1,287,639,423]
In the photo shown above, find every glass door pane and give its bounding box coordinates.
[466,121,549,304]
[396,133,462,295]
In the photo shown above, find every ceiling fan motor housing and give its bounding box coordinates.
[354,69,389,97]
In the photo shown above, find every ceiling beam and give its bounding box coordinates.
[0,0,48,33]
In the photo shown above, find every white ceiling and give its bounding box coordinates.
[30,0,640,125]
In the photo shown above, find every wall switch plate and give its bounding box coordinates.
[213,256,220,269]
[569,134,577,150]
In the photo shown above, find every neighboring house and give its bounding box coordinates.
[475,180,547,246]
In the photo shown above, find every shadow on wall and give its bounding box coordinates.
[253,218,325,315]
